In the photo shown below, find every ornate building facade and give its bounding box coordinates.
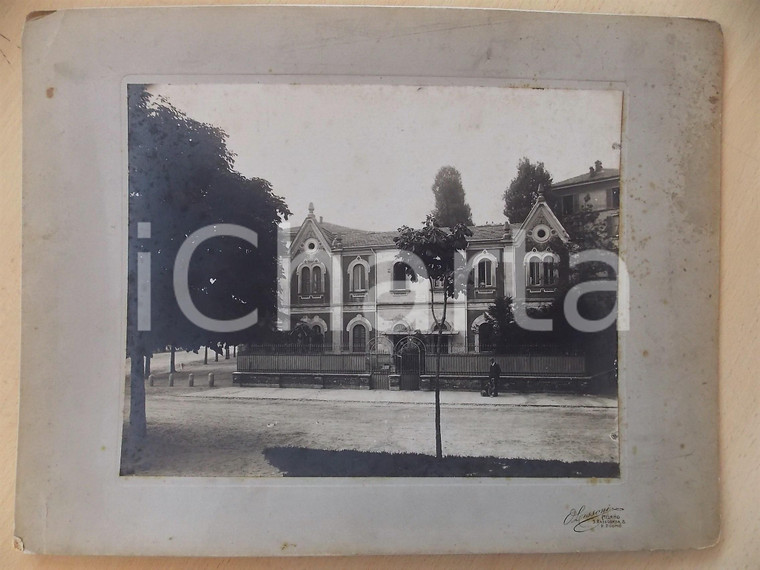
[278,193,571,354]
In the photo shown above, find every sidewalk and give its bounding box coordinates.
[180,386,616,408]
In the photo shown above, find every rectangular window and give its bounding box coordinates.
[562,195,574,215]
[609,187,620,209]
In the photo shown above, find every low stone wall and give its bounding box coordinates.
[233,371,607,394]
[233,372,370,390]
[419,375,593,394]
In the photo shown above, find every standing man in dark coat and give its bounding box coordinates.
[488,358,501,397]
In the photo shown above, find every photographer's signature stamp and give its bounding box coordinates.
[564,505,626,532]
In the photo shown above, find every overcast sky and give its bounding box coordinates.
[151,83,622,231]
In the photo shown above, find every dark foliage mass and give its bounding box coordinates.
[125,85,290,439]
[264,447,620,478]
[494,172,618,375]
[503,157,554,223]
[431,166,473,227]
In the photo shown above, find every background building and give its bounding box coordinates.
[549,160,620,240]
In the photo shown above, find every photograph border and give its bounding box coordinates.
[17,6,720,555]
[119,76,625,480]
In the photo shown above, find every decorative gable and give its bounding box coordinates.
[291,217,333,256]
[518,195,570,246]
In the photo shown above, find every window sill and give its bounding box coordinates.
[526,287,557,294]
[475,286,496,294]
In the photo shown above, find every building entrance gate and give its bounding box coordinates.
[367,337,393,390]
[394,336,426,391]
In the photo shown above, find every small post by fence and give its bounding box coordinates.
[188,373,194,387]
[169,373,174,387]
[208,372,215,387]
[148,374,154,386]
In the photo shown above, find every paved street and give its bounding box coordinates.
[124,364,619,477]
[180,385,616,408]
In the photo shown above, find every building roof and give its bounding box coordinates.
[552,166,620,189]
[292,218,519,250]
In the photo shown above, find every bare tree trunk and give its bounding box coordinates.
[204,345,208,365]
[225,345,230,359]
[144,353,151,377]
[429,280,445,460]
[215,347,219,362]
[129,348,147,440]
[170,345,176,373]
[434,293,449,460]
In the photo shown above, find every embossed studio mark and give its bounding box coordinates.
[564,505,625,532]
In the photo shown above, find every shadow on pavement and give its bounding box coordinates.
[264,447,620,478]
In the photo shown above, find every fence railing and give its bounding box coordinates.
[238,353,373,373]
[238,351,584,376]
[242,343,579,356]
[240,343,385,354]
[424,354,586,375]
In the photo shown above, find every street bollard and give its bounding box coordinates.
[208,372,215,387]
[188,373,194,387]
[169,373,174,387]
[148,374,154,386]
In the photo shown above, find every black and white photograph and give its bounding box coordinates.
[16,5,724,556]
[121,83,623,478]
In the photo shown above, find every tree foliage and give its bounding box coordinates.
[503,158,554,223]
[395,215,471,459]
[486,241,617,377]
[431,166,473,227]
[484,296,516,354]
[126,85,290,441]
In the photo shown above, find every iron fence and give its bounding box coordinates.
[424,353,585,375]
[238,346,584,376]
[237,352,374,373]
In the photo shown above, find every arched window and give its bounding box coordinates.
[312,266,322,294]
[351,324,367,353]
[352,264,366,292]
[528,259,541,286]
[543,257,558,286]
[300,266,311,294]
[477,259,493,287]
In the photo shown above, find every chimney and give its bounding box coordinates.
[595,160,602,172]
[589,166,595,176]
[319,216,323,223]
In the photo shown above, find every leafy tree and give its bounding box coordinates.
[431,166,473,227]
[560,196,618,257]
[395,216,471,459]
[484,296,515,354]
[558,199,619,376]
[126,85,289,445]
[503,158,554,223]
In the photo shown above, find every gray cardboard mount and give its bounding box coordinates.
[17,6,721,555]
